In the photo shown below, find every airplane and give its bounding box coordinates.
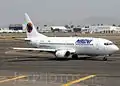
[13,13,119,61]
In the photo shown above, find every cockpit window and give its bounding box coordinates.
[104,43,113,45]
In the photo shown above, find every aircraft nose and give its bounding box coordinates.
[113,45,119,52]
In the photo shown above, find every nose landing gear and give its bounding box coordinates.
[103,57,107,61]
[103,55,109,61]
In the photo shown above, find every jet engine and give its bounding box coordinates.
[55,50,70,58]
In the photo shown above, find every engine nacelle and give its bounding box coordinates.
[55,50,70,58]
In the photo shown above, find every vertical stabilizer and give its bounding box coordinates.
[24,13,47,38]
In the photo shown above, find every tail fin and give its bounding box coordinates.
[24,13,47,38]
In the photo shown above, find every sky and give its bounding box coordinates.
[0,0,120,26]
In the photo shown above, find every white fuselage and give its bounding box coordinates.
[28,37,119,56]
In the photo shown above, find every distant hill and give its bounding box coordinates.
[80,16,120,25]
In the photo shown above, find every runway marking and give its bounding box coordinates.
[63,75,96,86]
[0,75,26,83]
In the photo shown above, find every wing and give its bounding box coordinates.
[13,47,56,52]
[13,47,75,53]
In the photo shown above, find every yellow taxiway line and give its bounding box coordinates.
[0,75,26,83]
[63,74,96,86]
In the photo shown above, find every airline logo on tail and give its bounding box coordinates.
[27,22,33,33]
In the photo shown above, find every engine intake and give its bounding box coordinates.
[55,50,70,58]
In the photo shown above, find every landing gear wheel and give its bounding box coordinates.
[103,57,107,61]
[72,54,78,59]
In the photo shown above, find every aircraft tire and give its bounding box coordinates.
[72,54,78,59]
[103,57,107,61]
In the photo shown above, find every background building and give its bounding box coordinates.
[9,24,25,32]
[81,25,120,34]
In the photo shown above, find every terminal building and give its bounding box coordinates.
[0,24,25,33]
[9,24,23,30]
[8,24,25,32]
[81,25,120,34]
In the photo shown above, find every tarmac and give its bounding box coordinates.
[0,37,120,86]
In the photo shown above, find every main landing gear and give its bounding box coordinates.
[72,54,78,59]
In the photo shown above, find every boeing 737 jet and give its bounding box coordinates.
[13,13,119,61]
